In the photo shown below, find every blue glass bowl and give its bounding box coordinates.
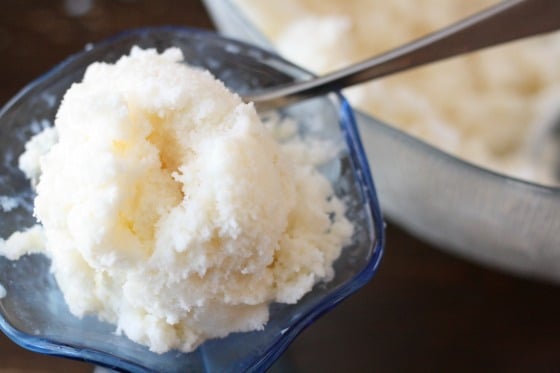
[0,27,384,372]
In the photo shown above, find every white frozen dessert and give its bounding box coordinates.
[18,126,58,187]
[0,195,19,212]
[234,0,560,185]
[0,47,353,353]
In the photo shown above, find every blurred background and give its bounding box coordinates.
[1,1,560,372]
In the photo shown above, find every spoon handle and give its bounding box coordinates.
[248,0,560,110]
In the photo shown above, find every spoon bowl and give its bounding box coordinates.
[0,27,384,372]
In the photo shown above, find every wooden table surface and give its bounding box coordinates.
[2,1,560,372]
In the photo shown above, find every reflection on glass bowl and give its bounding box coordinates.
[202,0,560,283]
[0,27,384,371]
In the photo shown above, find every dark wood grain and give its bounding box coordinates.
[2,1,560,372]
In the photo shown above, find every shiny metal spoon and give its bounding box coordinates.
[246,0,560,111]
